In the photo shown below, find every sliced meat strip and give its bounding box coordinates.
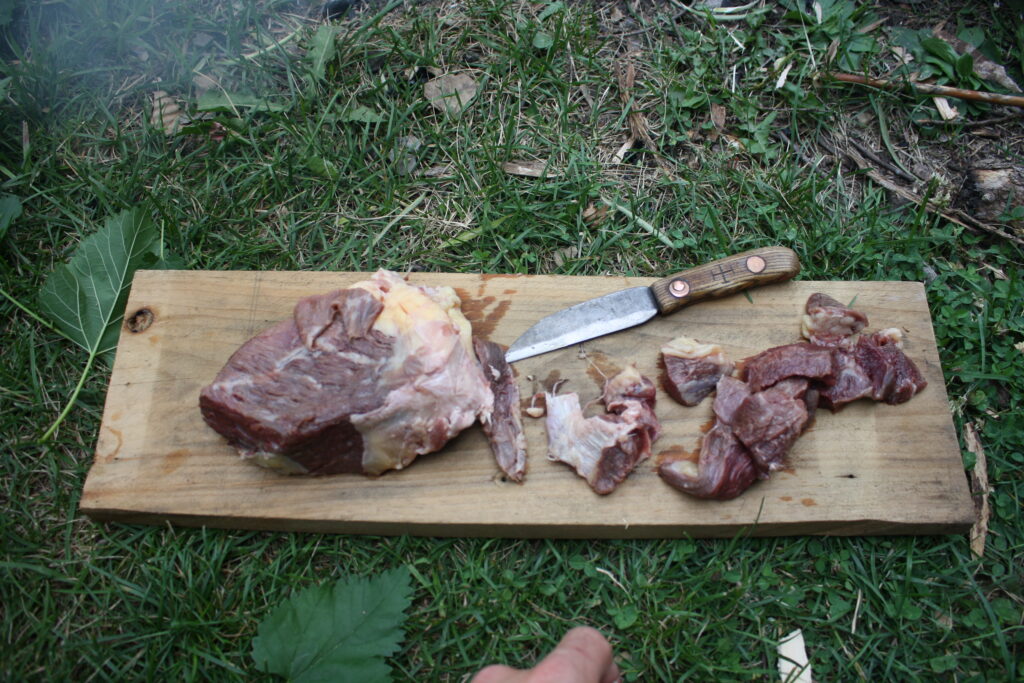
[742,342,835,392]
[545,366,659,494]
[660,336,735,406]
[658,423,761,500]
[473,338,528,482]
[731,378,810,472]
[817,348,872,410]
[712,375,752,425]
[800,292,868,348]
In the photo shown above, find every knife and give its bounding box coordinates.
[505,246,800,363]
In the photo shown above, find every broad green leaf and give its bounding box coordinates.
[924,53,954,81]
[308,25,338,81]
[955,53,975,80]
[533,31,554,50]
[957,26,985,49]
[38,209,163,357]
[609,604,638,629]
[252,567,413,683]
[921,37,958,66]
[197,91,290,113]
[538,1,564,22]
[0,194,22,241]
[306,155,340,180]
[338,104,386,123]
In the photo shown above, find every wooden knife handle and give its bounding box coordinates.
[651,246,801,315]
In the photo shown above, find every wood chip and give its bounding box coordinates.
[710,103,726,131]
[965,422,989,558]
[192,73,219,93]
[501,160,558,178]
[422,164,455,178]
[611,135,636,164]
[424,73,478,115]
[777,629,812,683]
[150,91,182,135]
[582,202,608,225]
[775,62,794,90]
[933,97,960,121]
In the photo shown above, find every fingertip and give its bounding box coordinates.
[471,664,523,683]
[559,626,613,662]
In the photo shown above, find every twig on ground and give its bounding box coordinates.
[614,56,675,176]
[599,197,675,248]
[774,130,825,169]
[847,138,921,183]
[964,422,990,559]
[829,72,1024,109]
[911,112,1024,128]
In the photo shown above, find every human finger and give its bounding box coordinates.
[470,663,527,683]
[528,626,620,683]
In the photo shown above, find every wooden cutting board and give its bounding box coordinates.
[80,270,974,538]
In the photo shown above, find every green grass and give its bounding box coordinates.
[2,0,1022,680]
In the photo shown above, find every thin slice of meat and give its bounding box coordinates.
[658,423,761,500]
[856,329,928,404]
[731,378,811,472]
[817,348,873,410]
[545,366,659,494]
[712,375,752,426]
[742,342,835,392]
[801,292,868,348]
[473,338,528,482]
[660,336,735,406]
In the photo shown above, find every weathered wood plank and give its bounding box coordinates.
[80,271,974,538]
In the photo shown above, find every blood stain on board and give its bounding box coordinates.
[162,449,191,475]
[454,287,511,341]
[584,351,622,388]
[780,496,793,502]
[480,273,525,282]
[97,426,123,463]
[801,498,817,506]
[541,370,562,392]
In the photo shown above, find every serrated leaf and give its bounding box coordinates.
[197,91,290,113]
[252,567,413,683]
[0,194,22,241]
[38,209,164,357]
[308,25,338,81]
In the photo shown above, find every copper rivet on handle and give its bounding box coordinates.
[670,279,690,297]
[746,255,766,273]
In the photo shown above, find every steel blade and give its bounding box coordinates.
[505,286,658,363]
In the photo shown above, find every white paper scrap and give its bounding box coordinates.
[778,629,813,683]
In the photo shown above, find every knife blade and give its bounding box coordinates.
[504,246,800,363]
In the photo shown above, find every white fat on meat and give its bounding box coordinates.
[348,272,493,474]
[545,365,659,494]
